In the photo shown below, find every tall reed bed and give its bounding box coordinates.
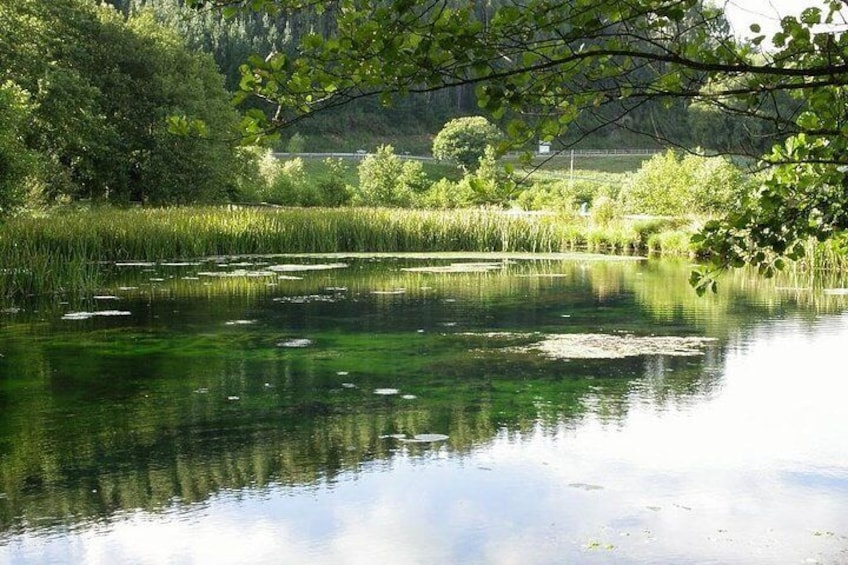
[794,237,848,272]
[0,206,671,300]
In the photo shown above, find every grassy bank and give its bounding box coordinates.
[0,206,690,300]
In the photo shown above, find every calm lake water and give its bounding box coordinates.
[1,253,847,564]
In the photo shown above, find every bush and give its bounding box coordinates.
[315,158,352,207]
[464,146,518,206]
[647,230,695,255]
[356,145,428,207]
[417,178,473,209]
[618,150,747,217]
[224,146,264,203]
[432,116,503,171]
[589,195,620,226]
[516,176,617,213]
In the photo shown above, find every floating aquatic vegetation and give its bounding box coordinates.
[273,295,338,304]
[277,338,313,348]
[461,332,537,339]
[399,434,449,443]
[197,270,275,278]
[373,388,400,395]
[267,263,348,272]
[379,434,407,440]
[512,333,717,359]
[62,310,132,321]
[402,262,503,274]
[379,433,449,443]
[114,262,156,267]
[224,320,256,326]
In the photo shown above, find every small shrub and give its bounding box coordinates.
[647,230,695,255]
[316,158,352,207]
[464,146,518,206]
[418,178,475,209]
[618,150,747,217]
[356,145,419,207]
[589,195,620,227]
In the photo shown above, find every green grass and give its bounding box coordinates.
[0,206,696,300]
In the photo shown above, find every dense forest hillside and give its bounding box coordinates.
[104,0,776,154]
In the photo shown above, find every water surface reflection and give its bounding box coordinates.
[1,256,847,563]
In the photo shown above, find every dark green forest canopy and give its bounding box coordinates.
[184,0,848,287]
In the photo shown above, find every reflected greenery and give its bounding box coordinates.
[1,255,846,536]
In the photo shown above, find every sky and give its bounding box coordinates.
[722,0,848,39]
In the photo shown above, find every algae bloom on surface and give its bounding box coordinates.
[517,333,718,359]
[277,338,313,348]
[61,310,132,321]
[399,434,449,443]
[401,262,504,274]
[267,263,349,272]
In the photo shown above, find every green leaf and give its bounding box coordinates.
[800,7,821,26]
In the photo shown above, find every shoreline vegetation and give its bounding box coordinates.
[2,204,845,303]
[0,206,687,301]
[3,149,845,303]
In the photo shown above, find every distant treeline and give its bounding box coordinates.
[104,0,798,155]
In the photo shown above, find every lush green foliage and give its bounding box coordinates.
[0,82,36,212]
[432,117,503,171]
[355,146,428,207]
[516,169,622,214]
[0,0,247,207]
[618,151,748,217]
